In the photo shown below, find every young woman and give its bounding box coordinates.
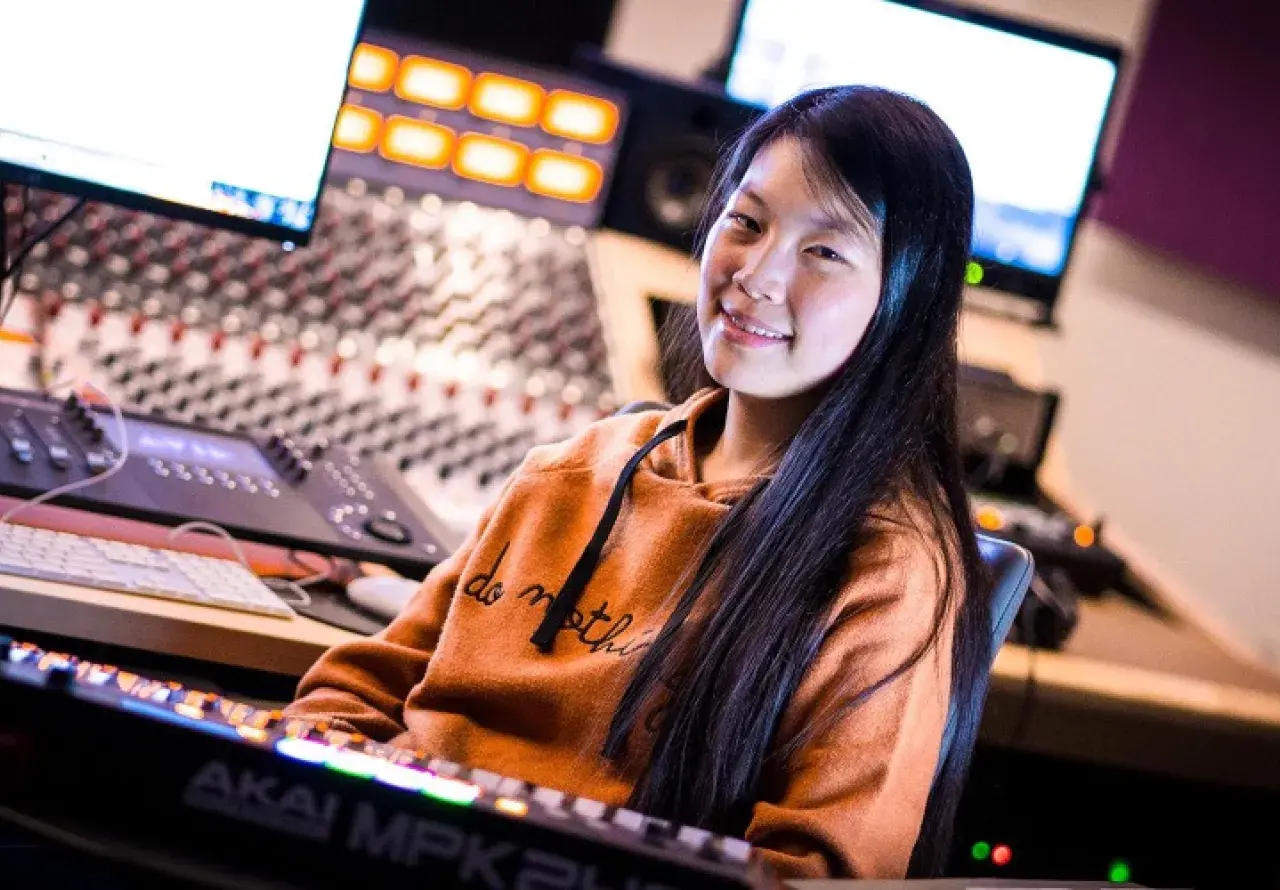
[287,85,991,880]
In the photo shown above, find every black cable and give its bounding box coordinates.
[0,193,85,333]
[0,194,86,282]
[0,183,10,274]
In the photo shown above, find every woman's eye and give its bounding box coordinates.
[807,244,845,263]
[725,211,761,233]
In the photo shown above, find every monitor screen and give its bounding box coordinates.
[0,0,367,244]
[724,0,1121,318]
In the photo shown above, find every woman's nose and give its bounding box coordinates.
[735,244,790,304]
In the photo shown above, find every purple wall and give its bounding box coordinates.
[1094,0,1280,300]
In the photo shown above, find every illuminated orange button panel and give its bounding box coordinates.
[526,150,603,203]
[541,90,620,144]
[470,73,544,127]
[380,116,455,169]
[333,104,382,153]
[453,133,530,187]
[397,56,472,110]
[348,43,399,92]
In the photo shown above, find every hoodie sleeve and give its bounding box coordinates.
[745,528,958,879]
[283,485,510,741]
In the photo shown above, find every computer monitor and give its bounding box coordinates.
[0,1,368,246]
[723,0,1123,322]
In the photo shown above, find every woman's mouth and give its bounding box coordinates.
[720,306,792,347]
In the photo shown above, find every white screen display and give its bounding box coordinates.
[0,0,365,236]
[725,0,1118,277]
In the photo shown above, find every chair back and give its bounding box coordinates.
[933,533,1034,779]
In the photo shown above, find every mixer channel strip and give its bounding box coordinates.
[0,524,294,618]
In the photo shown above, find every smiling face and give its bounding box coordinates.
[697,135,884,402]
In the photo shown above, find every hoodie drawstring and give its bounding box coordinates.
[529,419,688,653]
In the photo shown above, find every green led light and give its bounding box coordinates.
[1108,860,1132,884]
[325,749,379,778]
[971,841,991,861]
[965,261,984,286]
[421,774,481,806]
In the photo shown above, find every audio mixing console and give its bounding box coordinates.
[2,182,618,542]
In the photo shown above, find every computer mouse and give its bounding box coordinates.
[345,574,420,621]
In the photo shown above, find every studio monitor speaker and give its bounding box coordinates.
[573,51,763,253]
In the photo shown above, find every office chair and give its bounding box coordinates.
[612,399,1036,777]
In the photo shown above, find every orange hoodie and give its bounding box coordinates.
[286,387,956,880]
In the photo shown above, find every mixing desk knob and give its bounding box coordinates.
[129,311,146,336]
[89,237,113,261]
[405,372,422,392]
[250,336,267,361]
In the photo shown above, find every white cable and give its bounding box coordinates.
[287,550,333,588]
[166,520,251,573]
[168,521,312,608]
[294,569,330,588]
[264,576,313,608]
[0,381,129,526]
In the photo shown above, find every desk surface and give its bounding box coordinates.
[3,565,1278,722]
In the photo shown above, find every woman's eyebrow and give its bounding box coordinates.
[809,209,872,238]
[738,186,769,209]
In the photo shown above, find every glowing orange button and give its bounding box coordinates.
[526,150,603,203]
[348,43,399,92]
[237,725,269,743]
[453,133,529,187]
[381,117,455,169]
[333,105,382,153]
[542,90,619,143]
[470,73,544,127]
[975,506,1005,532]
[495,797,529,818]
[396,56,472,110]
[1073,525,1096,548]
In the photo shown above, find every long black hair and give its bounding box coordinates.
[602,86,991,876]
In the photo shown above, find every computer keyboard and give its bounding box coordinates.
[0,523,294,618]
